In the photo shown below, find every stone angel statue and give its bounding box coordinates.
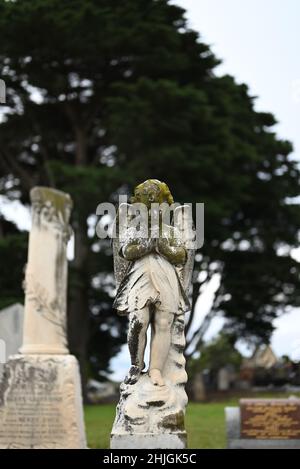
[112,179,195,386]
[111,179,195,448]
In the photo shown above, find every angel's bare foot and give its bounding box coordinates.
[124,365,141,385]
[149,368,165,386]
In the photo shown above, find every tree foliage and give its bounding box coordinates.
[0,0,299,388]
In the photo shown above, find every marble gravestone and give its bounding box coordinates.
[110,180,195,449]
[0,187,87,449]
[226,398,300,449]
[0,304,24,381]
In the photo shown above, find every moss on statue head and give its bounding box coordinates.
[130,179,174,207]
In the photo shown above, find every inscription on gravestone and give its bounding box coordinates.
[0,361,64,445]
[241,399,300,440]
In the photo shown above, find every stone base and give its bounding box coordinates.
[0,354,87,449]
[110,373,188,450]
[111,432,187,449]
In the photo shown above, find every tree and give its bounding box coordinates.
[187,333,243,379]
[0,0,299,394]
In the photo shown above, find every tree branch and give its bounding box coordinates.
[185,270,214,336]
[185,283,222,358]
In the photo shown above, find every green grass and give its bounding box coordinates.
[84,400,236,449]
[84,392,300,449]
[85,404,115,449]
[186,402,226,448]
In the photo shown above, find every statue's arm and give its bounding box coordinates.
[157,237,187,265]
[121,239,155,261]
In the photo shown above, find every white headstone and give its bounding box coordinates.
[218,367,231,391]
[0,187,87,449]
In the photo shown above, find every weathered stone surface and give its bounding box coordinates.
[110,181,194,449]
[111,313,188,449]
[21,187,72,355]
[111,433,187,449]
[0,187,86,449]
[0,354,86,449]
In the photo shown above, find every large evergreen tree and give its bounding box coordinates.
[0,0,299,391]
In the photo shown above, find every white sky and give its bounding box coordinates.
[174,0,300,157]
[1,0,300,380]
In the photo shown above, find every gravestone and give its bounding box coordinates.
[0,187,87,449]
[191,371,206,402]
[218,367,230,391]
[0,304,24,381]
[226,398,300,449]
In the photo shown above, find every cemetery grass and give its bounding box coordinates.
[84,392,300,449]
[85,402,227,448]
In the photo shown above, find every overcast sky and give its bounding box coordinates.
[174,0,300,158]
[1,0,300,380]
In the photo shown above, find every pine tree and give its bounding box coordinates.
[0,1,299,393]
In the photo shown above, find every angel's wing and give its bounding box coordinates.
[112,203,132,289]
[174,204,196,297]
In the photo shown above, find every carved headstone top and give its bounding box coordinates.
[30,187,73,243]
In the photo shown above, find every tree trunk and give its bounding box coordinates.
[67,217,90,402]
[75,127,87,166]
[65,115,91,401]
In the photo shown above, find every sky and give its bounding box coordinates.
[174,0,300,157]
[1,0,300,381]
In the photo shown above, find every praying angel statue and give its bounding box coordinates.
[112,179,195,387]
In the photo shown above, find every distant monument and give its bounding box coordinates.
[191,371,206,402]
[0,304,24,381]
[0,187,87,449]
[110,180,195,449]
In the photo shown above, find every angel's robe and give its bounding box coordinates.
[113,229,190,316]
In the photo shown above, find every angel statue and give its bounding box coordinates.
[112,179,195,388]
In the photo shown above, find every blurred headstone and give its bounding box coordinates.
[217,367,230,391]
[0,187,87,449]
[226,398,300,449]
[0,304,24,380]
[192,372,206,401]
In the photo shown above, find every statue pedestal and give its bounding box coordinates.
[111,433,187,449]
[0,354,86,449]
[110,373,187,449]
